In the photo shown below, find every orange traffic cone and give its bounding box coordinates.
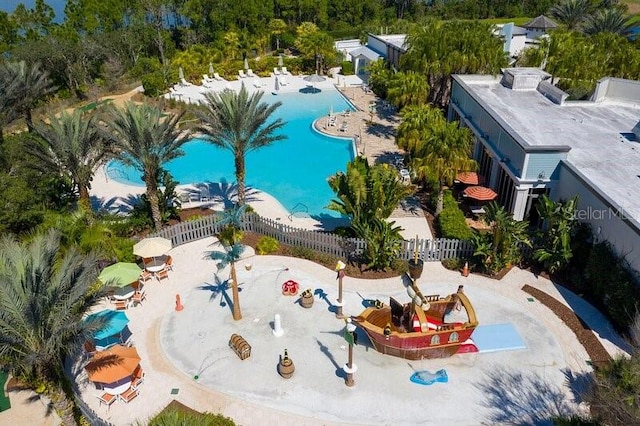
[461,262,469,277]
[175,294,184,311]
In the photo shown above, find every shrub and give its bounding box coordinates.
[340,61,354,75]
[437,191,473,240]
[391,258,408,274]
[256,236,279,255]
[442,257,464,271]
[141,72,166,98]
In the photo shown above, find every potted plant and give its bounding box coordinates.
[408,235,424,279]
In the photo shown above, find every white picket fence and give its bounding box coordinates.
[150,213,475,261]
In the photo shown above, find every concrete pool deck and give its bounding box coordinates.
[71,237,628,425]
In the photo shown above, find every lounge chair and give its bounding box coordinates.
[339,121,348,132]
[253,79,263,88]
[328,116,337,127]
[118,387,139,403]
[213,72,224,81]
[238,70,247,79]
[273,67,281,75]
[200,191,210,202]
[132,366,145,389]
[247,69,255,77]
[281,67,291,75]
[279,76,288,86]
[180,78,191,86]
[203,74,213,82]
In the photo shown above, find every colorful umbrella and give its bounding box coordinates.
[455,172,484,185]
[85,345,140,384]
[98,262,142,287]
[133,237,172,258]
[463,186,498,201]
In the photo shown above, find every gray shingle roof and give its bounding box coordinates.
[524,15,558,30]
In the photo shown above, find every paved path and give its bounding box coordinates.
[70,237,627,425]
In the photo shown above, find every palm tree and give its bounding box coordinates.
[0,66,20,144]
[0,61,55,132]
[29,110,111,212]
[386,71,430,110]
[549,0,592,30]
[105,102,188,231]
[205,241,245,321]
[194,86,285,206]
[583,7,634,36]
[0,230,108,425]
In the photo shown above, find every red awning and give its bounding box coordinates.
[463,186,498,201]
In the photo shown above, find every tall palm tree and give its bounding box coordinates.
[549,0,592,30]
[105,102,188,231]
[0,61,55,132]
[205,242,245,320]
[583,7,635,36]
[29,110,112,212]
[194,86,285,206]
[386,71,430,110]
[0,230,108,425]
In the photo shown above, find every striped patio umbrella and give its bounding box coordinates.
[463,186,498,201]
[455,172,484,185]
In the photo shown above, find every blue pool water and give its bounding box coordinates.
[107,89,356,218]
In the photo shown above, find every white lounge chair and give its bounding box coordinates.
[339,121,348,132]
[247,69,256,77]
[273,67,281,75]
[279,76,288,86]
[238,70,247,79]
[281,67,291,75]
[213,72,224,81]
[203,74,214,82]
[253,79,263,88]
[180,78,191,87]
[328,116,337,127]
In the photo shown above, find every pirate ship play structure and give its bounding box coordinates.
[353,283,479,360]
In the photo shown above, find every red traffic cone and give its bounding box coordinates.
[461,262,470,277]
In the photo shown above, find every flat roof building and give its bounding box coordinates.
[449,69,640,272]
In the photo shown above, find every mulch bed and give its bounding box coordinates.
[522,284,611,368]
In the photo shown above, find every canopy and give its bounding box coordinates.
[85,345,140,384]
[178,67,184,80]
[278,55,283,67]
[98,262,142,287]
[304,73,326,83]
[209,62,214,75]
[455,172,484,185]
[133,237,172,258]
[463,186,498,201]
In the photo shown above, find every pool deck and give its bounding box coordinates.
[69,237,629,425]
[92,73,431,239]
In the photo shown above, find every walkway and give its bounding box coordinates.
[71,237,628,425]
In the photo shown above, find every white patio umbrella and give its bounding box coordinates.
[133,237,172,258]
[243,58,249,70]
[178,67,185,80]
[303,73,326,92]
[274,76,280,92]
[209,62,214,75]
[278,55,284,67]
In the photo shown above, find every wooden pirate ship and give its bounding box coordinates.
[353,284,479,360]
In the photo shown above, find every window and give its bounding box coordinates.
[448,332,459,343]
[430,335,440,346]
[496,166,516,212]
[478,147,493,185]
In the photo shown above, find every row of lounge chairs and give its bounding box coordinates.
[274,67,291,76]
[238,69,256,79]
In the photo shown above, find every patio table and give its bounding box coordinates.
[145,257,167,273]
[113,290,135,301]
[103,382,132,396]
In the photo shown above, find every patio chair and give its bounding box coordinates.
[132,366,145,389]
[238,70,247,79]
[165,255,174,271]
[118,387,139,403]
[180,78,191,87]
[328,116,337,127]
[213,72,224,81]
[97,392,117,409]
[156,269,169,282]
[247,69,256,77]
[132,290,146,306]
[279,76,288,86]
[200,191,210,202]
[281,67,291,75]
[139,270,153,284]
[113,300,128,310]
[273,67,281,75]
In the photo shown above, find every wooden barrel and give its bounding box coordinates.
[278,358,295,378]
[300,290,314,308]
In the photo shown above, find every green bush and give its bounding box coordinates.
[442,257,464,271]
[391,258,408,274]
[437,191,473,240]
[256,236,279,255]
[340,61,354,75]
[141,72,166,98]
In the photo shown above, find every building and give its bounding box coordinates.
[494,16,557,59]
[449,69,640,272]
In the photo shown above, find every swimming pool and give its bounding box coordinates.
[107,89,356,218]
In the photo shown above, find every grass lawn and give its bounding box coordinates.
[479,17,533,26]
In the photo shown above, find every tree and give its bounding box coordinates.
[293,22,336,74]
[29,110,111,212]
[401,20,507,108]
[0,230,108,425]
[205,241,245,321]
[194,86,285,206]
[0,60,54,133]
[386,71,429,110]
[328,156,416,270]
[549,0,592,30]
[268,18,288,51]
[105,102,188,231]
[533,195,579,274]
[583,7,635,36]
[397,104,476,215]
